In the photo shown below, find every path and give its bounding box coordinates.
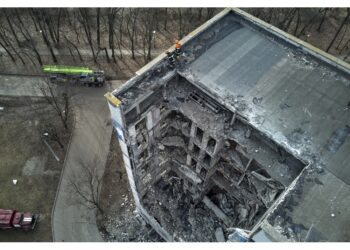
[51,86,112,242]
[0,75,45,96]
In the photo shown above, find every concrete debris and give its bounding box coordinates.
[215,193,235,215]
[230,151,244,169]
[161,136,185,148]
[215,227,225,242]
[178,165,202,184]
[251,171,285,190]
[250,174,280,208]
[103,213,163,242]
[237,205,248,221]
[252,97,263,105]
[203,196,233,226]
[227,228,251,242]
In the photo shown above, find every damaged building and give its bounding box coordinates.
[105,8,350,242]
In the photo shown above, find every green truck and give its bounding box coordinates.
[42,65,105,87]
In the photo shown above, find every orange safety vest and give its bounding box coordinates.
[175,42,181,49]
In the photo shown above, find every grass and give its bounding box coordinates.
[0,97,71,242]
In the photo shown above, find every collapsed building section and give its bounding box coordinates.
[107,74,305,241]
[106,8,350,242]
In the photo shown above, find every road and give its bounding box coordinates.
[52,86,112,242]
[0,75,46,96]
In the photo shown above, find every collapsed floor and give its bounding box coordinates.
[120,75,306,241]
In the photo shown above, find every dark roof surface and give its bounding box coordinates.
[179,10,350,241]
[182,11,350,185]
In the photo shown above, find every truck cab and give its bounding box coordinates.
[0,209,38,231]
[79,70,105,87]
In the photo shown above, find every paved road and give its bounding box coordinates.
[52,86,112,242]
[0,75,45,96]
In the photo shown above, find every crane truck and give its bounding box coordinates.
[0,209,38,231]
[42,65,105,87]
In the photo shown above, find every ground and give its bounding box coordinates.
[0,96,72,242]
[97,132,163,242]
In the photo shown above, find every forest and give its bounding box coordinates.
[0,8,349,78]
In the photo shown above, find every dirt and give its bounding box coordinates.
[97,132,163,242]
[0,96,72,242]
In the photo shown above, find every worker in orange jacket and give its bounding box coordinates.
[175,40,182,57]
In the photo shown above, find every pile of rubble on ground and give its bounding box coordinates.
[101,211,163,242]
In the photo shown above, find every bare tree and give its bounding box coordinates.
[19,95,68,154]
[177,8,184,39]
[66,9,81,44]
[125,8,139,60]
[38,79,71,130]
[206,8,215,20]
[140,9,157,63]
[12,9,44,65]
[336,25,348,50]
[294,9,317,38]
[42,8,62,46]
[284,9,297,32]
[293,9,301,36]
[3,9,21,47]
[107,8,120,63]
[317,8,330,32]
[0,13,26,64]
[0,29,16,63]
[326,8,350,52]
[96,8,101,49]
[68,157,104,214]
[78,8,97,62]
[164,8,168,31]
[31,9,58,63]
[114,8,125,59]
[35,118,65,149]
[63,34,84,62]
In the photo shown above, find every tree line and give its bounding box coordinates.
[1,8,350,69]
[0,8,217,67]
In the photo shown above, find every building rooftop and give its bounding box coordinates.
[111,8,350,242]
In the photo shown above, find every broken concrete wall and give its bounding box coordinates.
[112,74,306,241]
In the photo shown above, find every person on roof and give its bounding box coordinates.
[166,51,176,68]
[175,40,182,57]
